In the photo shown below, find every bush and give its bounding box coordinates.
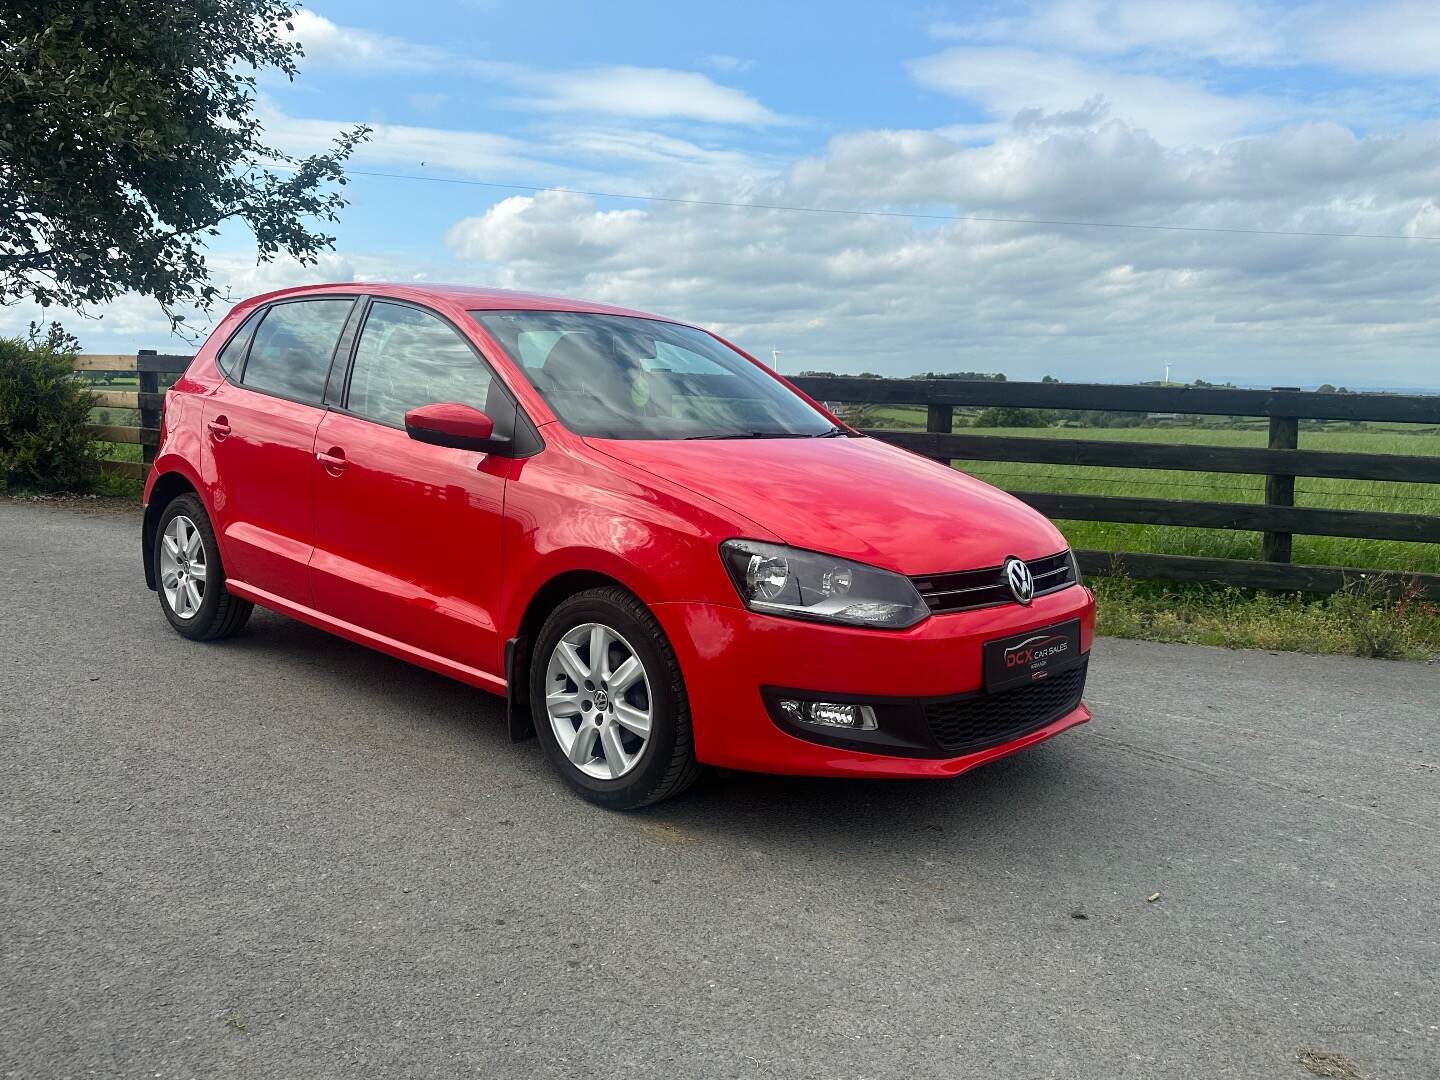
[0,324,97,492]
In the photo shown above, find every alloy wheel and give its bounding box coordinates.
[159,514,207,620]
[544,622,653,780]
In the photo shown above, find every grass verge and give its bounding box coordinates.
[1091,575,1440,660]
[93,472,144,498]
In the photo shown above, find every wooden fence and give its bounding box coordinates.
[790,376,1440,599]
[76,354,1440,597]
[77,351,193,480]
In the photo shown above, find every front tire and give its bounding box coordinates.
[530,587,700,810]
[154,493,253,641]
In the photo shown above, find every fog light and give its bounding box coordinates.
[778,699,878,730]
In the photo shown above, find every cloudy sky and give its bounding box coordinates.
[16,0,1440,387]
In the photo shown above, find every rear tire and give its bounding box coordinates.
[154,493,253,641]
[530,587,700,810]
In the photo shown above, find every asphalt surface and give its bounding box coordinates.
[2,497,1437,1080]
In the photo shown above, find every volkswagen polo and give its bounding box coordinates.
[142,284,1095,808]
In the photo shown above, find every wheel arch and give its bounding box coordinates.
[504,568,640,742]
[142,470,201,591]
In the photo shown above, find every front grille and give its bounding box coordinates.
[911,550,1076,614]
[922,662,1087,753]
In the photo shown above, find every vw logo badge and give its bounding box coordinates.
[1004,556,1034,605]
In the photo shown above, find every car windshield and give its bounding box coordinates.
[471,310,835,440]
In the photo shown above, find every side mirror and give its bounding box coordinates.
[404,402,510,454]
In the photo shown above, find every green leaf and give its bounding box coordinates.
[0,2,370,328]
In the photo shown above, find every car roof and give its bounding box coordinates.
[242,282,681,323]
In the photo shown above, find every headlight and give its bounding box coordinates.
[720,540,930,629]
[1068,548,1084,586]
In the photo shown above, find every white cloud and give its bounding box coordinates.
[0,258,354,352]
[257,99,773,186]
[36,3,1440,389]
[909,46,1268,144]
[258,101,565,178]
[931,1,1283,64]
[284,10,456,74]
[31,105,1440,386]
[931,0,1440,77]
[0,252,435,354]
[508,66,785,125]
[547,127,772,172]
[786,119,1440,218]
[446,191,647,264]
[0,291,181,347]
[210,251,365,298]
[1039,0,1275,57]
[441,118,1440,388]
[279,13,784,127]
[907,1,1440,172]
[1304,0,1440,76]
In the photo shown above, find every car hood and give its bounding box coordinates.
[585,435,1068,575]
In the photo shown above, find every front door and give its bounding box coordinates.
[203,297,355,604]
[309,300,513,676]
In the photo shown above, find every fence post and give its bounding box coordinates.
[926,403,954,464]
[137,349,160,475]
[1262,387,1300,564]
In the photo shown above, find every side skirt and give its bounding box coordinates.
[224,579,508,697]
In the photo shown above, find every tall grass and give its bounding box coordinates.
[1092,575,1440,659]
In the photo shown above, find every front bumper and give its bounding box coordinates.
[652,585,1096,779]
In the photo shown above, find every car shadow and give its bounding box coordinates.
[658,745,1096,856]
[217,609,516,734]
[221,609,1108,861]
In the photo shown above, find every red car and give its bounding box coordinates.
[143,284,1095,808]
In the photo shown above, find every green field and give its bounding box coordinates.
[867,408,1440,574]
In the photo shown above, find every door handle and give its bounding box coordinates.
[207,416,231,440]
[316,447,348,475]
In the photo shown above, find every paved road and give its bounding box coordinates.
[2,498,1437,1080]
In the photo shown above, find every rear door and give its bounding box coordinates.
[203,297,356,605]
[309,299,517,676]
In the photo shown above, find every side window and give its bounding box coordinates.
[241,299,354,402]
[214,309,262,377]
[347,302,495,427]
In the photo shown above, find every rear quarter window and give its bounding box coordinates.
[241,299,354,403]
[214,309,263,377]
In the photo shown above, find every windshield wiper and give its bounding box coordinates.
[813,426,849,437]
[684,431,814,440]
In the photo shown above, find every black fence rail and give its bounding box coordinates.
[790,376,1440,599]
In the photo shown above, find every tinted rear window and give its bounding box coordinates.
[242,299,354,402]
